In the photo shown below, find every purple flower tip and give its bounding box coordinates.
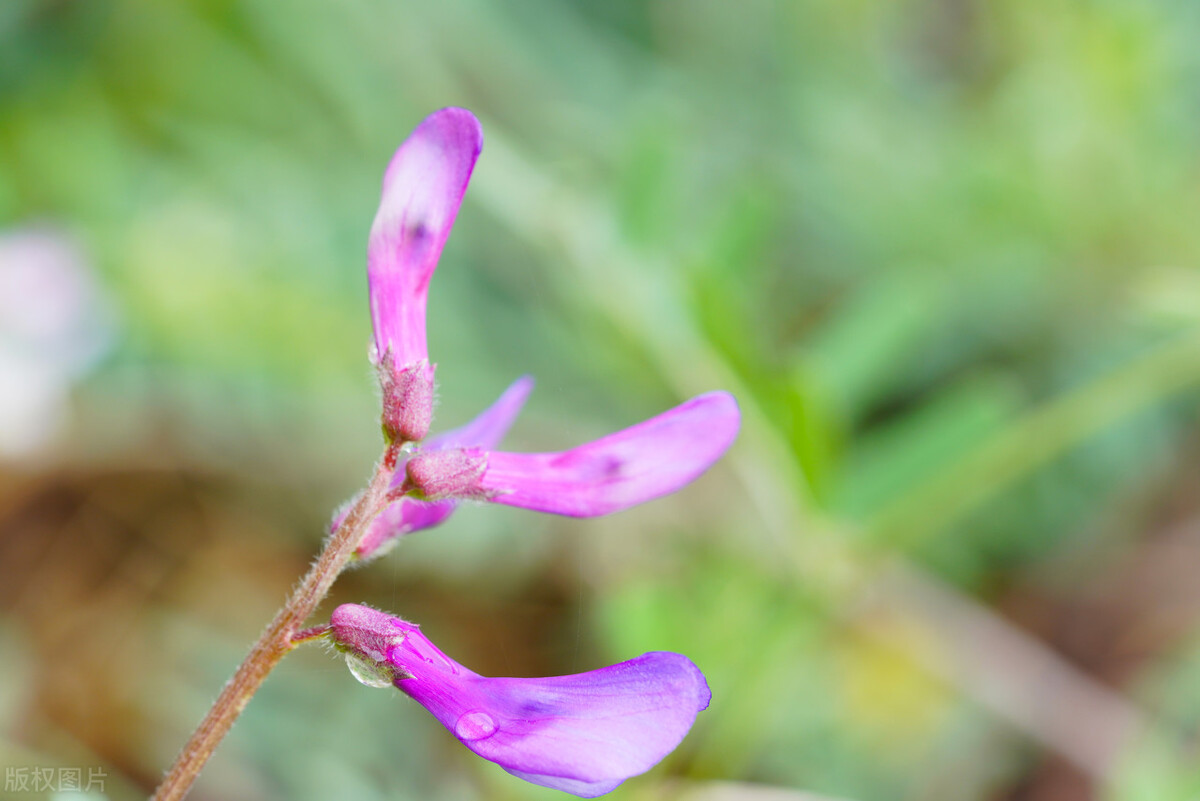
[329,604,710,797]
[368,107,483,372]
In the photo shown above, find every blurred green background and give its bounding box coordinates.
[4,1,1200,800]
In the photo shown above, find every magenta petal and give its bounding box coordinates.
[368,107,483,367]
[425,375,534,452]
[352,497,458,558]
[480,391,740,517]
[329,605,710,798]
[352,376,534,558]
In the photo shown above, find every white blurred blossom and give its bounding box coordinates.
[0,228,114,457]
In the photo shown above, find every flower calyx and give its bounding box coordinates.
[379,356,435,444]
[404,447,489,501]
[328,604,412,687]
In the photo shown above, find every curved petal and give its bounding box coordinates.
[368,107,483,367]
[353,497,457,558]
[455,653,710,796]
[480,391,740,517]
[424,375,534,451]
[329,604,710,798]
[350,376,534,559]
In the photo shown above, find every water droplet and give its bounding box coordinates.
[455,710,497,741]
[344,651,393,688]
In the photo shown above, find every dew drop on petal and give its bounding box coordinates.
[344,651,393,688]
[454,710,497,741]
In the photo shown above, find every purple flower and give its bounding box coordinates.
[329,604,710,797]
[369,107,483,443]
[353,107,741,558]
[404,390,740,513]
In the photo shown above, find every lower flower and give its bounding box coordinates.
[328,603,711,797]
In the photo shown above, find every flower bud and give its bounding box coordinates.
[380,358,435,443]
[405,447,488,500]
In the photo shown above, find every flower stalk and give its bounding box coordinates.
[149,107,738,800]
[150,444,401,801]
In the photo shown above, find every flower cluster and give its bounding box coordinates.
[324,108,740,797]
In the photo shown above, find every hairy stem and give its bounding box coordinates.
[151,444,400,801]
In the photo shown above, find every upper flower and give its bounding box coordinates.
[329,604,711,797]
[368,108,482,443]
[348,107,742,559]
[368,107,482,372]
